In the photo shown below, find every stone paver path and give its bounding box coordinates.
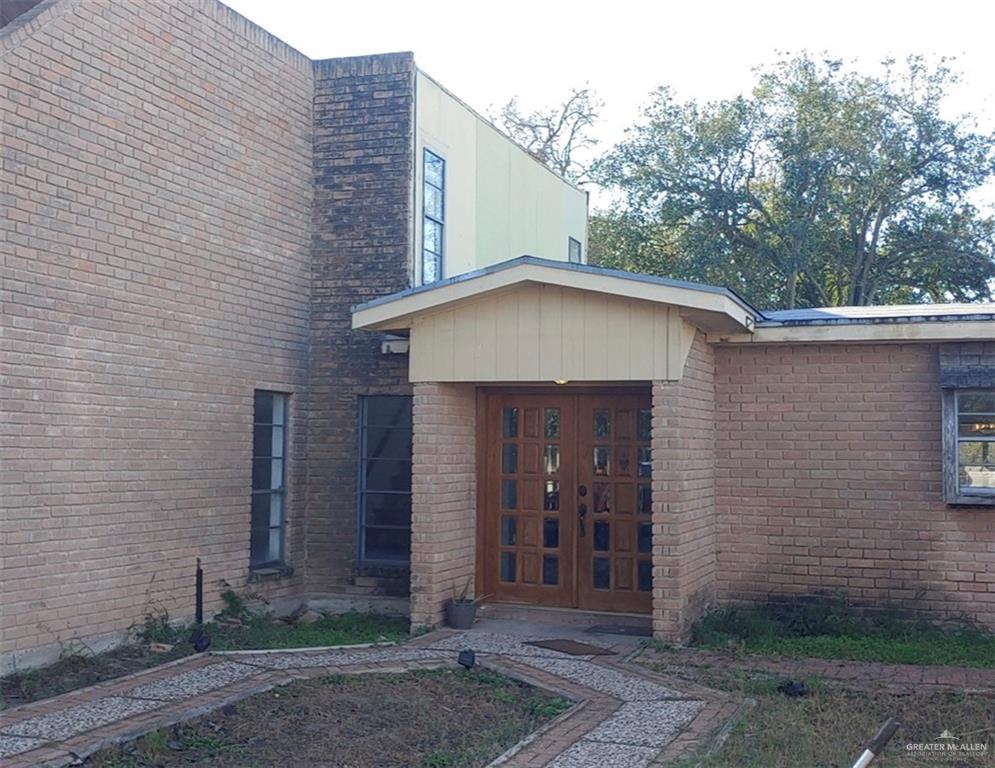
[0,630,738,768]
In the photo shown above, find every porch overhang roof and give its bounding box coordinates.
[351,256,760,334]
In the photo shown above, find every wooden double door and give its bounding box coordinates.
[481,391,653,613]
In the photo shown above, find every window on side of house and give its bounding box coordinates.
[949,389,995,500]
[358,396,413,563]
[251,391,288,568]
[422,149,445,285]
[568,237,582,264]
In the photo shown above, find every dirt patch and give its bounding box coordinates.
[1,613,408,710]
[656,663,995,768]
[86,668,571,768]
[1,644,191,709]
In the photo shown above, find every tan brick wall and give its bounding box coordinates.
[714,342,995,628]
[652,331,717,641]
[409,383,477,629]
[1,0,313,669]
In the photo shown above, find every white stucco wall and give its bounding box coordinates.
[414,70,589,284]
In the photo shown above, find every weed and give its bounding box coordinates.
[178,730,238,753]
[134,729,168,761]
[528,695,572,718]
[215,584,251,622]
[133,605,181,645]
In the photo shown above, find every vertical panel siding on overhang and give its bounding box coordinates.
[408,283,695,382]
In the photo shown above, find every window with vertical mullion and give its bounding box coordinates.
[955,389,995,497]
[251,391,288,568]
[359,396,413,564]
[422,149,445,285]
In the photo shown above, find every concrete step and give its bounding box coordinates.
[477,602,652,631]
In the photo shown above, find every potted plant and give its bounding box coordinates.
[446,578,482,629]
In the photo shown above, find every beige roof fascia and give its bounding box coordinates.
[352,256,758,334]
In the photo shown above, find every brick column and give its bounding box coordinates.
[409,383,478,629]
[652,331,718,642]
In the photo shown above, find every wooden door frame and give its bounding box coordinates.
[475,386,652,610]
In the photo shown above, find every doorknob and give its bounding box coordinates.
[578,503,587,537]
[578,485,588,497]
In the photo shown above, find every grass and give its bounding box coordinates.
[86,669,573,768]
[1,611,408,709]
[661,666,995,768]
[207,611,408,651]
[688,600,995,667]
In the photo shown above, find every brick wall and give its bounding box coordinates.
[305,53,415,594]
[1,0,313,670]
[409,383,477,629]
[714,342,995,627]
[651,331,717,640]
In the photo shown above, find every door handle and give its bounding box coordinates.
[578,503,587,537]
[578,485,588,497]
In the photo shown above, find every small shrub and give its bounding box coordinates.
[216,588,250,622]
[134,606,181,645]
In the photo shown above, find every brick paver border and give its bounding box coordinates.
[0,633,745,768]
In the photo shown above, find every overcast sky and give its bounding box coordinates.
[224,0,995,206]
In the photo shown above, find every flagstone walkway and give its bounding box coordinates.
[0,629,740,768]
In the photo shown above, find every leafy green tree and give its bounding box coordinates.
[594,56,995,308]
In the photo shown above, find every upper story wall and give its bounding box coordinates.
[414,71,589,284]
[1,0,314,669]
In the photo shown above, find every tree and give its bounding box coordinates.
[594,56,995,309]
[493,87,602,184]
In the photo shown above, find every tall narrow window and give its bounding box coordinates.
[251,391,288,568]
[568,237,582,264]
[359,396,413,563]
[422,149,445,284]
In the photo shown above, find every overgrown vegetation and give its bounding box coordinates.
[661,666,995,768]
[689,599,995,667]
[1,608,407,709]
[210,611,408,651]
[87,669,571,768]
[134,601,408,653]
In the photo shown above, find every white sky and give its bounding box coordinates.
[224,0,995,207]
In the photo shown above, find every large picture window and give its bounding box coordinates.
[358,396,413,563]
[422,149,445,284]
[251,391,288,568]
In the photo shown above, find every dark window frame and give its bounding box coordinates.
[942,387,995,506]
[568,236,582,264]
[422,148,445,285]
[357,396,413,565]
[251,391,289,569]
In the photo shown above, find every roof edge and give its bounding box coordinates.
[758,312,995,328]
[416,68,589,198]
[0,0,78,58]
[352,255,762,318]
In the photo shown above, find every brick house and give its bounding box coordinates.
[2,0,994,673]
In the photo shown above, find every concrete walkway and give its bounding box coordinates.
[0,625,739,768]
